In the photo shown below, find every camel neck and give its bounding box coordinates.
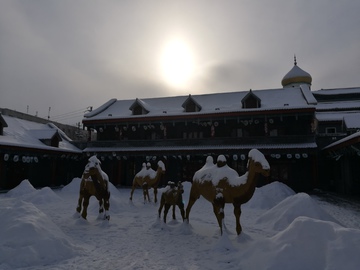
[241,168,259,204]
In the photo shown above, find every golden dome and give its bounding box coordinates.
[281,56,312,88]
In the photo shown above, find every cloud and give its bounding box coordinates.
[0,0,359,125]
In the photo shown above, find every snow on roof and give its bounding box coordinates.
[27,129,60,140]
[316,100,360,111]
[316,111,360,129]
[323,131,360,150]
[344,114,360,129]
[313,87,360,96]
[83,87,316,122]
[0,115,81,153]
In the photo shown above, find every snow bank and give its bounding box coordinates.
[6,179,36,197]
[6,179,62,204]
[257,193,340,231]
[61,177,82,194]
[245,181,295,209]
[61,177,120,196]
[0,199,80,268]
[238,217,360,270]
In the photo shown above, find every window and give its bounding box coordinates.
[182,95,202,112]
[129,98,150,115]
[241,90,261,109]
[325,127,336,134]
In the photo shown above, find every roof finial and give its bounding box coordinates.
[294,54,297,66]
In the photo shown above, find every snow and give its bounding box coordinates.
[1,178,359,270]
[82,87,316,122]
[193,149,270,187]
[0,115,81,153]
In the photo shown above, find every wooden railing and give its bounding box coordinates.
[74,135,315,150]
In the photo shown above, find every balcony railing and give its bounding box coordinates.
[74,135,315,150]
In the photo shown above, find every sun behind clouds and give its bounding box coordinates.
[159,38,196,89]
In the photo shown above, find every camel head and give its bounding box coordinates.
[216,155,227,168]
[247,149,270,177]
[84,155,102,177]
[157,160,166,174]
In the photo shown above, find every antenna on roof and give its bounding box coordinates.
[48,107,51,120]
[294,54,297,66]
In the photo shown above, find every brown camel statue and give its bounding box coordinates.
[130,160,166,203]
[185,149,270,235]
[76,155,110,220]
[158,181,185,223]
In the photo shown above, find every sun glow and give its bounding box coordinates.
[159,38,195,89]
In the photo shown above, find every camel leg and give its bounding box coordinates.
[158,195,165,219]
[185,188,199,222]
[213,194,225,235]
[98,197,104,214]
[154,187,158,203]
[163,204,171,223]
[233,203,242,235]
[129,183,137,200]
[143,187,150,203]
[178,202,185,221]
[76,193,83,214]
[81,195,90,220]
[172,205,176,220]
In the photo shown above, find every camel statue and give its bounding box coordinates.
[130,160,166,203]
[76,155,110,220]
[158,181,185,223]
[185,149,270,235]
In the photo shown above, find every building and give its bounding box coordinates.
[314,88,360,194]
[0,113,84,190]
[2,59,359,196]
[81,59,323,192]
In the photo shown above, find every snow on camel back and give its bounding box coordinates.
[186,149,270,235]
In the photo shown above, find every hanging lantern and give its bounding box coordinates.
[295,154,301,159]
[302,153,308,158]
[4,154,9,161]
[287,154,292,159]
[240,154,246,160]
[233,154,238,161]
[275,154,281,159]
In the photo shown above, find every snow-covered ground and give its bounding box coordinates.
[1,179,359,270]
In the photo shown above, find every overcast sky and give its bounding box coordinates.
[1,0,359,125]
